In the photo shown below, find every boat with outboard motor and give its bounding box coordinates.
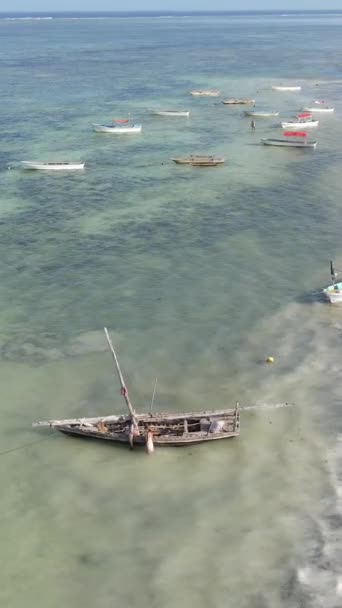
[323,261,342,304]
[261,130,317,148]
[33,328,240,451]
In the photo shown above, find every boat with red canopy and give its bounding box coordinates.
[281,112,319,128]
[261,130,317,148]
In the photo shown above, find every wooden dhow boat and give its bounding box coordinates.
[21,161,85,171]
[171,155,225,167]
[323,261,342,304]
[33,328,240,451]
[222,98,255,105]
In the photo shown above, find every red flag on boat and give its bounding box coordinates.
[112,118,129,123]
[297,112,311,119]
[283,131,308,137]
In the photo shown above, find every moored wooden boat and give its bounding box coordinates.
[272,85,301,91]
[92,123,142,133]
[151,110,190,117]
[222,98,255,105]
[281,120,319,128]
[303,106,334,113]
[245,110,279,117]
[21,161,85,171]
[323,261,342,304]
[190,89,220,97]
[33,328,240,451]
[171,155,225,166]
[261,130,317,148]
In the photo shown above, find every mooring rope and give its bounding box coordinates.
[0,431,58,458]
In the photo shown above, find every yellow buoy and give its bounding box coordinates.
[266,356,275,364]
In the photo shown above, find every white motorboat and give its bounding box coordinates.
[190,90,220,97]
[272,85,302,91]
[303,106,334,113]
[151,110,190,117]
[323,261,342,304]
[261,130,317,148]
[281,119,319,128]
[21,161,85,171]
[245,110,279,117]
[222,98,255,105]
[92,123,142,133]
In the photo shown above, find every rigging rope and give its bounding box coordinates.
[0,431,58,458]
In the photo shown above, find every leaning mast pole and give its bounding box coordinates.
[104,327,137,422]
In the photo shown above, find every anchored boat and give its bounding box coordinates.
[190,89,220,97]
[261,130,317,148]
[151,110,190,117]
[245,110,279,117]
[92,118,142,133]
[281,112,319,129]
[171,155,225,166]
[33,328,240,451]
[303,105,334,113]
[21,161,85,171]
[323,261,342,304]
[272,85,301,91]
[222,98,255,105]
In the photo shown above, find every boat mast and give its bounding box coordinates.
[330,260,337,286]
[104,327,137,422]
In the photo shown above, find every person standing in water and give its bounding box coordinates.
[251,119,256,130]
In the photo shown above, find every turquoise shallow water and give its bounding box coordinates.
[1,12,342,608]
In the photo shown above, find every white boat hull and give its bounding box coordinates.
[272,86,301,91]
[92,124,142,133]
[323,283,342,304]
[21,161,85,171]
[222,99,255,105]
[245,111,279,117]
[190,90,220,97]
[261,138,317,148]
[303,107,334,113]
[281,120,319,128]
[151,111,190,117]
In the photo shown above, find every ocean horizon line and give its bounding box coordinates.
[1,9,342,17]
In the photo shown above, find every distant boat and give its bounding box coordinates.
[303,106,334,113]
[222,98,255,105]
[281,119,319,128]
[323,261,342,304]
[151,110,190,117]
[261,130,317,148]
[190,90,221,97]
[92,123,142,133]
[245,110,279,117]
[21,161,85,171]
[272,85,302,91]
[171,155,225,166]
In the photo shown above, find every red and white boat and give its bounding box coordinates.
[281,112,319,129]
[261,130,317,148]
[92,118,142,133]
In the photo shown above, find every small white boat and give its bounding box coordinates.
[151,110,190,117]
[92,123,142,134]
[245,110,279,117]
[21,161,85,171]
[171,155,225,167]
[303,106,334,113]
[323,261,342,304]
[281,120,319,128]
[272,85,302,91]
[190,90,220,97]
[222,98,255,105]
[261,130,317,148]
